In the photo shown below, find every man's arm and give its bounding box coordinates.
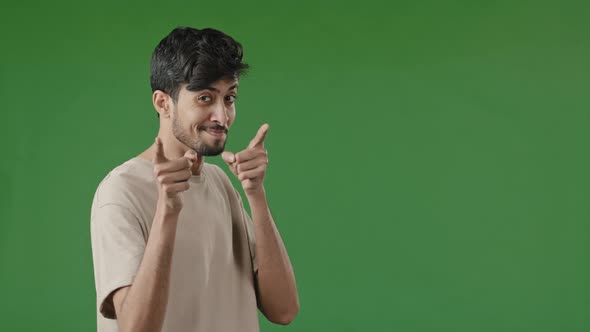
[110,138,198,331]
[247,188,300,325]
[112,208,179,332]
[221,124,300,325]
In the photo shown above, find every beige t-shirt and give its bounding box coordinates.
[90,157,259,332]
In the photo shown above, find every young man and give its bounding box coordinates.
[90,27,299,332]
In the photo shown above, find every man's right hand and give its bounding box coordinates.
[152,137,198,215]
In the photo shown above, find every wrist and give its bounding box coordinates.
[156,199,181,219]
[245,186,266,201]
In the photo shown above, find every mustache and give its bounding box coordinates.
[197,124,228,133]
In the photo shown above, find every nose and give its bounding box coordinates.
[210,101,229,127]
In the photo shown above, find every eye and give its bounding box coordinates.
[225,95,237,103]
[198,95,212,102]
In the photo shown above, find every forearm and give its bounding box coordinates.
[247,188,299,324]
[117,207,178,332]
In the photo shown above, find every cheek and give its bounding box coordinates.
[185,110,208,129]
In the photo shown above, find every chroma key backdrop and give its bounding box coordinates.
[0,0,588,331]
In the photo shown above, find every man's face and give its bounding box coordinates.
[170,78,238,156]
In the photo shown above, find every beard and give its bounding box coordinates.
[172,113,227,156]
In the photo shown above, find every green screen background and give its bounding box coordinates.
[1,0,588,331]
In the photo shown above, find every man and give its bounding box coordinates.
[90,27,299,332]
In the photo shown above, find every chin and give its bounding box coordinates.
[197,143,226,156]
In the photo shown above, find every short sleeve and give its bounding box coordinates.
[90,203,146,319]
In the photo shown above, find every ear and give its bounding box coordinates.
[153,90,172,118]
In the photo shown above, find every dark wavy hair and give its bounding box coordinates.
[150,27,249,117]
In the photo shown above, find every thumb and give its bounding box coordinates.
[184,149,198,161]
[221,151,235,164]
[183,149,198,167]
[153,137,167,163]
[221,151,238,176]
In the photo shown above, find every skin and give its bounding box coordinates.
[110,78,299,331]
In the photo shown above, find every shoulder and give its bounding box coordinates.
[92,158,154,210]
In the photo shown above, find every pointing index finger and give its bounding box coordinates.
[248,123,269,149]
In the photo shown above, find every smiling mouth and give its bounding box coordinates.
[206,129,225,136]
[202,128,227,137]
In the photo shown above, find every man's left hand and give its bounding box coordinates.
[222,123,269,196]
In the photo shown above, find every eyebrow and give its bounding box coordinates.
[201,83,239,93]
